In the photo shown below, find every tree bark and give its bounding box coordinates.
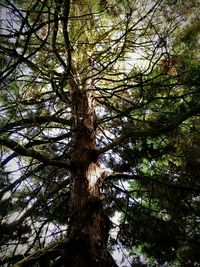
[66,69,114,266]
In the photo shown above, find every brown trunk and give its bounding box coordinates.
[65,71,115,266]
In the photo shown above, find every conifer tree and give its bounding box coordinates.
[0,0,199,266]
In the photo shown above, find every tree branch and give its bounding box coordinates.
[12,239,69,267]
[105,173,200,192]
[0,137,70,168]
[1,115,71,132]
[98,105,200,154]
[1,132,71,167]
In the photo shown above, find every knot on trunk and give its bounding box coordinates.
[70,148,98,171]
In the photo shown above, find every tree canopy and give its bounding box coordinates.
[0,0,200,266]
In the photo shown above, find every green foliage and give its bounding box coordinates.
[116,118,200,265]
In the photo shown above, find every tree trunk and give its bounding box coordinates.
[65,70,114,266]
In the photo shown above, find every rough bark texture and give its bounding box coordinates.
[65,69,113,266]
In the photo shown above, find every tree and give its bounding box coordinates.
[0,0,199,266]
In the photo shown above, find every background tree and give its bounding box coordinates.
[0,0,199,266]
